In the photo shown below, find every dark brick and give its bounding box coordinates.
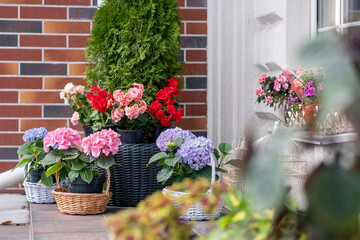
[0,148,18,160]
[179,50,184,62]
[180,36,207,48]
[0,20,41,33]
[69,7,97,19]
[92,0,97,6]
[187,0,207,7]
[186,77,207,89]
[193,131,207,137]
[44,105,73,117]
[21,63,67,75]
[0,35,17,46]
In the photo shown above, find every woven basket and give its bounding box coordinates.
[52,169,112,215]
[284,105,349,135]
[106,143,170,207]
[23,180,57,204]
[163,154,224,221]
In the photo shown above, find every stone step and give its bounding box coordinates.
[0,194,29,225]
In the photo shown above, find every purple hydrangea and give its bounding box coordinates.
[176,137,214,170]
[156,127,195,151]
[23,127,48,142]
[303,87,316,97]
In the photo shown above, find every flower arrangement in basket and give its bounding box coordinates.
[147,127,232,220]
[41,127,121,215]
[12,127,58,204]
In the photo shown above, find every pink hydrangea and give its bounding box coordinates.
[82,129,121,158]
[43,128,81,152]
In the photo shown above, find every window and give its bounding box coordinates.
[317,0,360,35]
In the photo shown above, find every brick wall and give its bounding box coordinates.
[0,0,207,192]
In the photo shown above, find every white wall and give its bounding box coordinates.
[208,0,313,146]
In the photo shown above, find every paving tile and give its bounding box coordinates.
[32,219,108,233]
[0,225,30,240]
[32,210,106,222]
[34,232,109,240]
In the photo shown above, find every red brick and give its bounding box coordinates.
[0,6,18,18]
[0,0,41,4]
[44,50,86,62]
[21,119,67,131]
[186,104,207,116]
[45,0,90,5]
[0,49,41,61]
[20,35,66,47]
[0,91,17,103]
[186,50,207,62]
[174,117,207,130]
[44,77,87,89]
[180,22,185,35]
[0,134,23,145]
[182,63,207,75]
[21,7,67,19]
[177,0,185,7]
[44,21,90,34]
[186,22,207,34]
[0,120,18,131]
[20,91,62,104]
[0,77,42,89]
[179,90,206,103]
[0,189,24,193]
[179,9,207,21]
[69,35,90,48]
[0,162,18,173]
[0,105,41,117]
[0,63,18,75]
[69,63,87,75]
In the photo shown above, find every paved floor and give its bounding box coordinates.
[0,202,219,240]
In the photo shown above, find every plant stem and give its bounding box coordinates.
[100,113,105,127]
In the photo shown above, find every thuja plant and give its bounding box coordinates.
[86,0,184,104]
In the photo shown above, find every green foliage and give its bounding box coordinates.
[86,0,184,105]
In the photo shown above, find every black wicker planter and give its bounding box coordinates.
[106,143,171,207]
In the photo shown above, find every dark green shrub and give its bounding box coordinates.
[85,0,184,104]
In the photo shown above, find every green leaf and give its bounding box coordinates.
[17,142,32,155]
[216,167,228,173]
[71,161,84,171]
[12,156,31,170]
[147,152,168,166]
[41,172,53,187]
[164,155,181,167]
[96,155,115,169]
[194,165,212,180]
[79,153,91,163]
[59,167,68,181]
[226,159,239,167]
[92,122,102,131]
[90,110,100,121]
[63,148,79,155]
[68,170,80,182]
[42,151,61,165]
[213,148,220,160]
[80,168,93,183]
[156,167,173,183]
[89,155,97,163]
[183,164,193,174]
[62,154,79,160]
[173,138,183,148]
[219,142,232,155]
[45,163,63,176]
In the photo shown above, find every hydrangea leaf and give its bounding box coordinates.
[164,155,181,167]
[219,143,232,155]
[147,152,168,166]
[80,168,93,183]
[45,162,63,177]
[42,151,61,165]
[157,167,173,183]
[97,155,115,169]
[17,142,32,155]
[68,170,80,182]
[41,171,53,187]
[173,138,183,148]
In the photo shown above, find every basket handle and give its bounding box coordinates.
[206,153,216,194]
[105,168,111,195]
[56,171,60,189]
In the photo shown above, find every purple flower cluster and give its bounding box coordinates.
[23,127,48,142]
[156,127,195,151]
[176,137,214,170]
[304,87,316,97]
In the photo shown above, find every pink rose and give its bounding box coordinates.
[113,90,123,102]
[125,104,140,120]
[114,90,132,106]
[139,100,147,114]
[64,83,75,94]
[128,88,143,101]
[71,112,80,126]
[111,108,125,122]
[75,85,85,94]
[274,80,281,91]
[132,83,144,92]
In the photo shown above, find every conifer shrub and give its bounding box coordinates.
[85,0,184,104]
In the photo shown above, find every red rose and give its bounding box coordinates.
[92,98,108,113]
[98,90,108,99]
[167,78,178,89]
[155,89,169,101]
[149,101,162,115]
[168,99,176,105]
[160,115,172,127]
[155,110,165,121]
[90,86,101,92]
[172,108,184,121]
[166,104,175,115]
[87,92,94,101]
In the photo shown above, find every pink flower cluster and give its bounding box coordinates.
[111,83,147,122]
[82,129,122,158]
[43,128,81,152]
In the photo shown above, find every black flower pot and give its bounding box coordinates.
[148,125,173,143]
[68,175,105,194]
[83,124,116,137]
[27,170,43,183]
[116,129,144,144]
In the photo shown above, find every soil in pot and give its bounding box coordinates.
[116,129,143,144]
[27,170,43,183]
[68,175,105,194]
